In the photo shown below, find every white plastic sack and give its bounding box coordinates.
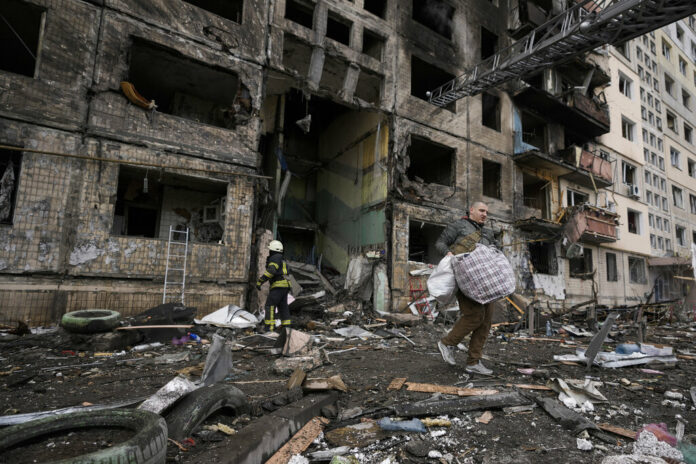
[427,255,457,305]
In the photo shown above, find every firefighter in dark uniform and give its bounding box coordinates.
[256,240,291,331]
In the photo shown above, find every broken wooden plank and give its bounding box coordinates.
[393,391,530,417]
[266,417,330,464]
[505,384,553,391]
[405,382,498,396]
[286,369,306,390]
[597,423,636,440]
[535,396,597,434]
[116,325,193,330]
[387,377,407,391]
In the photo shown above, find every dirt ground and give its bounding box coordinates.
[1,315,695,463]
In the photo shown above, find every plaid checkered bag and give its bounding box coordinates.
[452,243,516,304]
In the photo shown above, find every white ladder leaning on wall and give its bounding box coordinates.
[163,226,189,304]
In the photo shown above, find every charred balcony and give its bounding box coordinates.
[558,146,613,189]
[563,205,619,244]
[513,86,610,138]
[508,0,553,40]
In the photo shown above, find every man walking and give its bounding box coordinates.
[434,201,496,375]
[256,240,292,331]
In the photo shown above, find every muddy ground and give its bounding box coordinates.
[1,316,695,463]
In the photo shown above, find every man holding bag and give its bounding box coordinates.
[434,201,496,375]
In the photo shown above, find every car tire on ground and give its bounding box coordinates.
[165,384,249,441]
[60,309,121,334]
[0,409,167,464]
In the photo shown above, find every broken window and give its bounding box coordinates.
[622,161,636,185]
[626,209,641,234]
[412,0,454,40]
[409,220,445,264]
[354,68,382,104]
[628,257,646,284]
[410,55,456,111]
[690,193,696,214]
[606,252,618,282]
[407,135,454,186]
[0,0,44,78]
[690,158,696,177]
[0,148,22,225]
[667,111,677,133]
[326,11,352,46]
[569,248,593,279]
[673,185,684,208]
[362,29,385,61]
[285,0,314,29]
[520,111,546,151]
[664,74,674,96]
[621,117,634,141]
[567,189,588,206]
[481,27,498,60]
[481,93,501,131]
[112,166,228,242]
[619,74,632,98]
[128,40,246,130]
[364,0,387,19]
[482,159,501,199]
[528,241,557,275]
[182,0,243,23]
[676,225,686,246]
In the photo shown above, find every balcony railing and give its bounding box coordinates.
[563,204,619,244]
[559,145,614,187]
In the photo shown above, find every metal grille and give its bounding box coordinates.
[429,0,696,106]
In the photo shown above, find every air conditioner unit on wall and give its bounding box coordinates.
[626,184,640,198]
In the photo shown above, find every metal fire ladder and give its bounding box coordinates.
[163,226,189,304]
[428,0,696,106]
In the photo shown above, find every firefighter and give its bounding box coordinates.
[256,240,291,331]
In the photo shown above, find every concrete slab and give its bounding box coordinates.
[198,392,338,464]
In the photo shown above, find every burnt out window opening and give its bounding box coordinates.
[0,148,22,225]
[285,0,314,29]
[606,252,618,281]
[409,220,445,264]
[520,111,547,151]
[112,166,227,243]
[622,161,636,185]
[567,189,588,206]
[364,0,387,19]
[628,256,646,284]
[354,68,382,104]
[410,55,456,111]
[407,136,454,186]
[0,0,44,78]
[481,27,499,60]
[326,12,352,46]
[412,0,454,40]
[482,93,501,131]
[482,159,502,199]
[277,226,315,263]
[128,40,247,130]
[522,173,549,217]
[528,241,558,275]
[362,29,385,61]
[569,248,593,278]
[181,0,243,23]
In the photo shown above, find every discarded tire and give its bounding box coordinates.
[60,309,121,334]
[165,384,249,441]
[0,409,167,464]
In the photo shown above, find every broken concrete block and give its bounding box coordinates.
[383,313,420,326]
[276,329,313,356]
[273,349,323,375]
[393,391,529,417]
[303,375,347,392]
[138,375,198,414]
[326,303,346,314]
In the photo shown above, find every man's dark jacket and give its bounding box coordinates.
[435,217,496,256]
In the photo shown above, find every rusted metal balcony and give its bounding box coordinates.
[513,86,610,137]
[562,205,619,244]
[559,145,613,189]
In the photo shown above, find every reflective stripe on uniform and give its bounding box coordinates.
[270,280,290,289]
[281,319,291,326]
[269,262,279,269]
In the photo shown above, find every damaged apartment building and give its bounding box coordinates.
[0,0,684,324]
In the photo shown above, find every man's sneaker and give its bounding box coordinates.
[438,341,456,366]
[465,361,493,375]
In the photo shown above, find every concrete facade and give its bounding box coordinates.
[1,0,694,324]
